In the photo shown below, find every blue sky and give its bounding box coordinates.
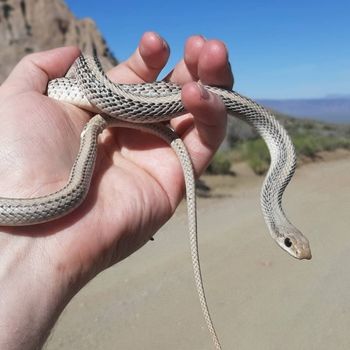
[66,0,349,99]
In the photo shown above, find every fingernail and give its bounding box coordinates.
[197,83,210,100]
[154,31,164,39]
[162,39,169,51]
[151,32,168,50]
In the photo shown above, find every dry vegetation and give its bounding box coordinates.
[207,110,350,175]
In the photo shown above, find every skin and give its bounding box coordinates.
[0,32,233,350]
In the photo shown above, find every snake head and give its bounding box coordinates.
[276,229,312,260]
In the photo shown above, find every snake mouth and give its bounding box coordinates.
[296,247,312,260]
[294,235,312,260]
[285,245,312,260]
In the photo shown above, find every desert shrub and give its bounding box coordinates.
[207,152,232,175]
[293,135,321,158]
[240,139,270,175]
[293,135,350,157]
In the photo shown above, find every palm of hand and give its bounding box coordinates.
[0,76,182,269]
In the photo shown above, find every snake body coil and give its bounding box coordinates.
[0,55,311,350]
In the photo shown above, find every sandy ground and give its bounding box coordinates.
[46,152,350,350]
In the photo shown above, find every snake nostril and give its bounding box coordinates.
[284,237,292,248]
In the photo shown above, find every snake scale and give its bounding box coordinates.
[0,55,311,350]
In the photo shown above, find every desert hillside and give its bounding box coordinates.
[0,0,117,82]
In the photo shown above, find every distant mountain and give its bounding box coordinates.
[258,97,350,124]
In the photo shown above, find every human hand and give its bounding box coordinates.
[0,32,233,349]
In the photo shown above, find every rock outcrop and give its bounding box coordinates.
[0,0,117,82]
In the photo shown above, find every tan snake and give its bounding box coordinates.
[0,55,311,349]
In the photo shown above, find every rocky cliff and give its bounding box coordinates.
[0,0,117,82]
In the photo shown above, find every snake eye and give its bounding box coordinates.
[284,237,292,248]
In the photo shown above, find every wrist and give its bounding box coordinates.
[0,235,74,350]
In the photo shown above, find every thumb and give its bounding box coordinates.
[2,46,80,94]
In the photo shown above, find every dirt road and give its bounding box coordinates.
[46,154,350,350]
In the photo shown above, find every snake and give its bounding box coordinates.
[0,55,311,349]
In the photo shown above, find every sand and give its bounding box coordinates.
[46,152,350,350]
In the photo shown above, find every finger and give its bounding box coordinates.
[107,32,170,83]
[170,39,233,171]
[164,35,206,83]
[3,46,80,93]
[198,40,234,88]
[174,82,227,175]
